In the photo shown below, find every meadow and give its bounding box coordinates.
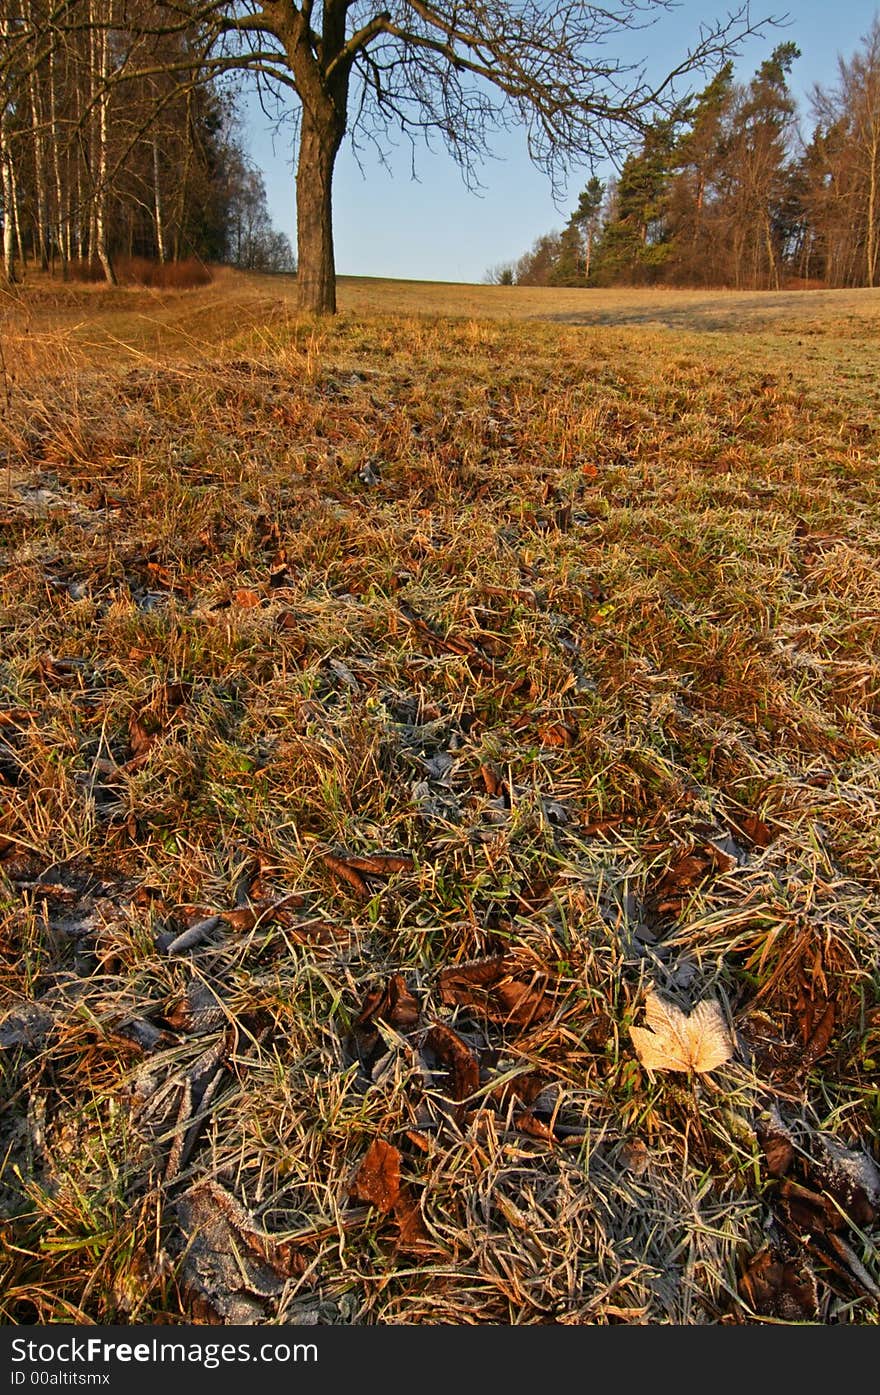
[1,269,878,1324]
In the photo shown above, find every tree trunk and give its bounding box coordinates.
[764,214,779,289]
[48,46,68,270]
[27,16,50,272]
[867,133,878,288]
[296,103,344,315]
[1,138,15,283]
[10,157,25,268]
[0,17,15,283]
[93,17,116,285]
[152,136,166,263]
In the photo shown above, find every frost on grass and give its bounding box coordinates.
[1,278,878,1324]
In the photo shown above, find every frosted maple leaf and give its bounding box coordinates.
[630,989,734,1074]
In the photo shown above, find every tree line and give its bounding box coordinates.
[0,0,295,283]
[494,22,880,292]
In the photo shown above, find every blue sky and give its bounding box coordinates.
[243,1,879,283]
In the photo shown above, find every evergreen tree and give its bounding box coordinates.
[590,118,679,284]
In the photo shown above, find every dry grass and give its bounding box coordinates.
[0,272,878,1326]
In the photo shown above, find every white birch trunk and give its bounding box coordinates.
[152,135,165,262]
[0,14,15,283]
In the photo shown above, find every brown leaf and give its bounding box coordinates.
[648,846,718,916]
[341,853,414,877]
[399,604,494,673]
[582,815,626,836]
[38,656,82,688]
[404,1129,432,1155]
[620,1138,650,1176]
[322,850,413,900]
[221,907,257,932]
[489,1071,547,1110]
[778,1178,842,1235]
[801,1000,835,1069]
[424,1023,480,1101]
[356,973,420,1030]
[321,852,369,900]
[730,812,774,848]
[438,955,555,1029]
[537,720,577,748]
[0,708,39,727]
[807,1136,879,1229]
[235,857,267,907]
[146,560,180,592]
[479,762,504,797]
[125,682,190,769]
[513,1110,556,1142]
[350,1138,402,1214]
[739,1246,819,1321]
[762,1130,795,1179]
[128,711,158,763]
[393,1184,436,1255]
[284,918,347,946]
[234,588,264,608]
[704,840,738,874]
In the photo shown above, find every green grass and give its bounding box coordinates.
[0,270,878,1325]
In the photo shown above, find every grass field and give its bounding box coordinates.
[1,270,878,1325]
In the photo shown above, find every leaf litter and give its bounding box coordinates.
[1,284,879,1324]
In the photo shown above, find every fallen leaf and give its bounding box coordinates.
[350,1138,402,1213]
[125,682,190,769]
[630,988,734,1074]
[321,852,369,899]
[128,711,158,763]
[220,906,257,932]
[341,853,414,877]
[438,955,554,1029]
[423,1023,480,1101]
[739,1245,819,1321]
[399,604,494,673]
[731,812,774,848]
[356,973,420,1030]
[38,655,84,688]
[778,1177,841,1234]
[773,1175,880,1299]
[809,1135,880,1228]
[620,1138,650,1176]
[762,1130,795,1178]
[393,1184,436,1255]
[176,1180,303,1324]
[0,708,39,727]
[322,850,414,900]
[801,1000,835,1069]
[513,1110,557,1142]
[648,847,717,916]
[479,762,505,797]
[537,720,577,748]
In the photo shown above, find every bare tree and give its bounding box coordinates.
[168,0,774,314]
